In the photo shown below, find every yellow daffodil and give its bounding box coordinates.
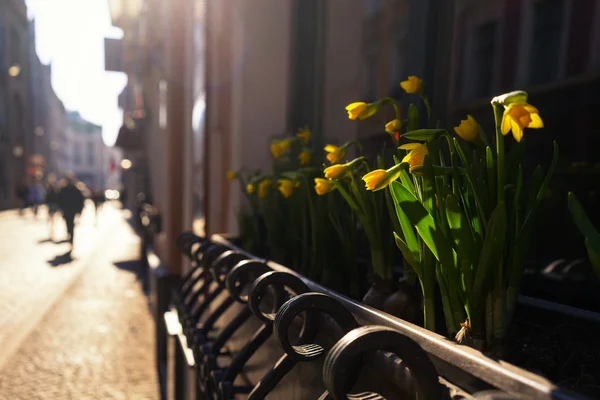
[314,178,335,195]
[385,119,402,135]
[324,163,350,180]
[246,183,255,194]
[298,150,311,165]
[500,102,543,143]
[454,115,480,142]
[270,139,291,159]
[345,102,369,120]
[277,179,299,198]
[258,179,271,199]
[362,163,403,191]
[399,143,428,173]
[226,170,237,181]
[324,144,346,164]
[296,128,311,145]
[345,101,380,120]
[400,76,423,94]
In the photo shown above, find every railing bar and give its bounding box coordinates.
[210,234,586,400]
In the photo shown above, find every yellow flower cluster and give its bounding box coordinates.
[314,178,335,195]
[324,145,346,164]
[278,179,300,198]
[270,139,291,159]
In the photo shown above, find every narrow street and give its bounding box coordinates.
[0,202,158,399]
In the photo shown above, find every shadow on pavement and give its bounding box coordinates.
[114,260,141,274]
[114,260,149,294]
[48,251,74,267]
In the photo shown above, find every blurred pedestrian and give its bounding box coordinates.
[92,189,105,215]
[45,174,60,240]
[58,174,85,255]
[27,179,46,219]
[15,182,28,216]
[120,188,128,209]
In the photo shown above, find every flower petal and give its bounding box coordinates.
[399,143,421,150]
[501,112,511,136]
[511,121,523,142]
[523,104,539,114]
[345,102,365,111]
[528,113,544,129]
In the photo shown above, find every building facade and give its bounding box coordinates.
[28,19,68,182]
[66,111,106,191]
[106,0,600,278]
[0,0,32,209]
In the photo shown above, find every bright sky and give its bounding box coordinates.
[25,0,127,146]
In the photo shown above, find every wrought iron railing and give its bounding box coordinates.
[160,231,589,400]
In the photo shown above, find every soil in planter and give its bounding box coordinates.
[507,304,600,398]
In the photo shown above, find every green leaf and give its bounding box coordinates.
[390,181,457,270]
[399,169,416,194]
[514,165,523,211]
[485,147,496,208]
[585,239,600,280]
[445,194,475,290]
[385,184,402,237]
[535,141,559,204]
[472,203,507,301]
[389,183,419,259]
[407,103,419,131]
[394,232,423,280]
[454,138,488,229]
[421,156,436,217]
[526,165,543,213]
[400,129,446,141]
[505,139,526,182]
[568,192,600,249]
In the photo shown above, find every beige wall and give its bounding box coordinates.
[322,0,364,145]
[205,0,293,235]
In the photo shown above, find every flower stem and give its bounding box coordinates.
[493,104,505,204]
[383,97,402,121]
[421,95,432,127]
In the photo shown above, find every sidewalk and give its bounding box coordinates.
[0,202,114,367]
[0,204,159,399]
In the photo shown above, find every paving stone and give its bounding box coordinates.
[0,204,159,399]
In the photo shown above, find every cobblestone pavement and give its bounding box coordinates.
[0,204,159,399]
[0,202,116,366]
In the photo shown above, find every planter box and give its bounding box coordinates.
[159,232,591,400]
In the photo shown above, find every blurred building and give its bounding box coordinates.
[103,146,123,191]
[66,111,106,191]
[28,19,68,182]
[104,0,600,301]
[0,0,32,209]
[105,0,449,251]
[107,0,200,262]
[202,0,452,234]
[449,0,600,166]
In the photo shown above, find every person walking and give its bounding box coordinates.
[91,189,105,219]
[45,174,60,240]
[27,179,46,219]
[15,182,28,216]
[58,175,85,255]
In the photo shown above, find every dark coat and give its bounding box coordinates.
[58,183,85,216]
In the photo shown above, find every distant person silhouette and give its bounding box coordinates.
[58,174,85,255]
[15,182,28,216]
[27,179,46,219]
[45,174,60,240]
